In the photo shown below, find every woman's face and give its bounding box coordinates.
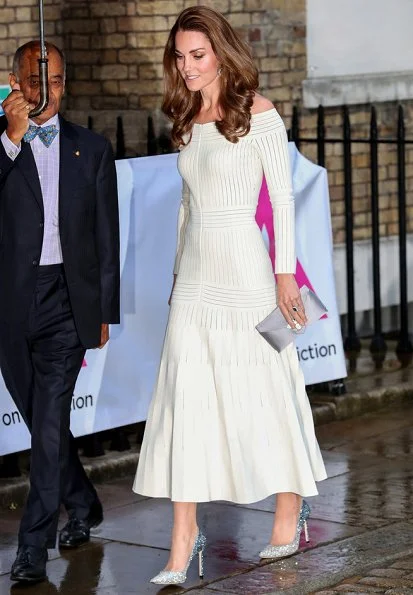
[174,29,220,93]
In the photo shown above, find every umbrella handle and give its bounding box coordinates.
[29,59,49,117]
[28,0,49,118]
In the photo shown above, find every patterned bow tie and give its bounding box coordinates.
[23,124,58,147]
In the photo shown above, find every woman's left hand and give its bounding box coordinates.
[276,274,308,329]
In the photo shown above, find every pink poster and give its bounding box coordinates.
[256,178,316,293]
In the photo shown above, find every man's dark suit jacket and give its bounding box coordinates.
[0,115,120,348]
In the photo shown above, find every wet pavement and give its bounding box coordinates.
[316,555,413,594]
[1,399,413,594]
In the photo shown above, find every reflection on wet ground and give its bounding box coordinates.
[1,402,413,594]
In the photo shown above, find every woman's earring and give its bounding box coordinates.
[217,67,222,75]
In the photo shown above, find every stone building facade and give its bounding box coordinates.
[1,0,412,243]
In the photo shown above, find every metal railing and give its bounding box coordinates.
[290,104,413,369]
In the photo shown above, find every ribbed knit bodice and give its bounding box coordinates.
[174,108,295,289]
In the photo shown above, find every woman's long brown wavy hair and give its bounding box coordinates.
[162,6,259,146]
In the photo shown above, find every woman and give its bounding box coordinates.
[133,5,327,585]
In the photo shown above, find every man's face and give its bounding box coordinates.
[9,46,65,124]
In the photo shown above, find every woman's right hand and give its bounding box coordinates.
[276,273,307,328]
[168,275,177,306]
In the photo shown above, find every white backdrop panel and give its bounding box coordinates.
[0,147,346,455]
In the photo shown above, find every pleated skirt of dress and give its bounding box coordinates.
[133,300,327,504]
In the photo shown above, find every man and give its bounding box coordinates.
[0,41,120,583]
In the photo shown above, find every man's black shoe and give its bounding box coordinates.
[10,545,48,583]
[59,502,103,549]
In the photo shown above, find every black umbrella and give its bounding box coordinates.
[29,0,48,117]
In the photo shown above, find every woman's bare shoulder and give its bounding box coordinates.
[250,94,275,115]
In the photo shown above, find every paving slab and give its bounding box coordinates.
[0,541,188,595]
[314,554,413,594]
[334,587,383,593]
[391,559,413,570]
[196,523,413,595]
[315,401,413,451]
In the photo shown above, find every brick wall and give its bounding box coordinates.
[294,104,413,241]
[0,0,307,146]
[1,0,412,240]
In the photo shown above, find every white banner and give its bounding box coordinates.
[0,146,346,455]
[288,145,346,381]
[0,85,10,116]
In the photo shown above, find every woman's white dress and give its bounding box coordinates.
[133,108,327,504]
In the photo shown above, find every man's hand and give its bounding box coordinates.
[97,323,109,349]
[276,273,307,329]
[2,84,35,146]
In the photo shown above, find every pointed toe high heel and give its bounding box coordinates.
[259,499,310,560]
[150,530,206,585]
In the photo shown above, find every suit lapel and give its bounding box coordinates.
[17,141,44,214]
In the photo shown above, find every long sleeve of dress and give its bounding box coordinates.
[173,178,190,274]
[253,112,296,274]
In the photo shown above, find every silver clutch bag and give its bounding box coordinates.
[255,285,328,352]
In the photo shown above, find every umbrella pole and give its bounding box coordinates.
[29,0,49,118]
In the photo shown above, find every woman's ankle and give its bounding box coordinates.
[171,524,199,543]
[270,494,303,544]
[276,492,302,509]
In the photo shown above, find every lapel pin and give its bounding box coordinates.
[74,150,80,157]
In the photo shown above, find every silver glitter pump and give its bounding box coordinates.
[259,499,310,559]
[150,530,207,585]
